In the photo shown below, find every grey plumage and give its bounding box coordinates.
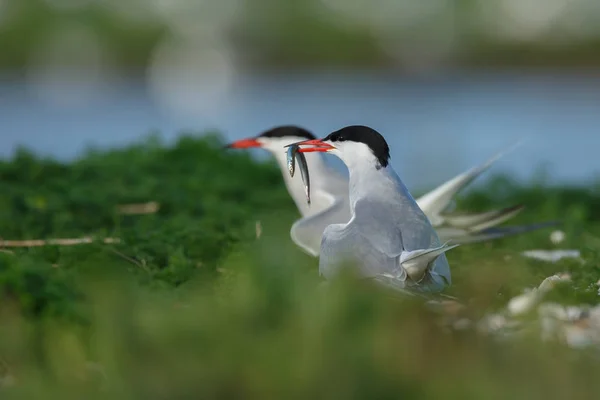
[289,127,458,293]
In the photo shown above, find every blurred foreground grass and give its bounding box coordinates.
[0,133,599,398]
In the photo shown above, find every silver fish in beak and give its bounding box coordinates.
[297,150,311,205]
[286,144,310,205]
[287,145,297,177]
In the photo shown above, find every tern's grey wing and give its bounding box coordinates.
[353,196,451,286]
[353,195,440,255]
[290,189,351,257]
[319,214,406,281]
[319,198,452,290]
[319,197,416,274]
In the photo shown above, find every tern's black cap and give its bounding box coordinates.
[258,125,316,141]
[324,125,390,168]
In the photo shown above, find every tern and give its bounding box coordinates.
[226,126,554,257]
[288,125,457,292]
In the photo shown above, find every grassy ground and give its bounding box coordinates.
[0,132,599,399]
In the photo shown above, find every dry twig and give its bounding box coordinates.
[255,221,262,239]
[0,237,120,248]
[116,202,160,215]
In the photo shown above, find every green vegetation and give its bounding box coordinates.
[0,132,599,398]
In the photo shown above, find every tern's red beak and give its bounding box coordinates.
[224,138,261,149]
[287,139,335,153]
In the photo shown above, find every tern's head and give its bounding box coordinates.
[224,125,316,155]
[290,125,390,170]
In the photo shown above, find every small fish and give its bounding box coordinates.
[286,145,297,177]
[285,143,310,205]
[296,150,311,205]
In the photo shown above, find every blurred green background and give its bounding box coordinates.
[1,1,600,398]
[2,0,600,70]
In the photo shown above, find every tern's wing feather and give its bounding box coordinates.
[318,197,412,279]
[416,140,523,224]
[440,204,524,231]
[350,198,411,257]
[400,243,459,282]
[319,213,406,280]
[438,220,561,245]
[318,193,456,292]
[319,210,455,292]
[290,189,351,257]
[319,197,435,271]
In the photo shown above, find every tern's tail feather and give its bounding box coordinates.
[416,140,524,223]
[439,220,561,245]
[441,204,525,232]
[400,243,460,282]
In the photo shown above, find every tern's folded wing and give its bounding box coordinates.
[437,220,560,245]
[440,204,524,231]
[319,215,406,280]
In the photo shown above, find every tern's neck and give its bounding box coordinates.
[347,160,412,211]
[271,149,329,217]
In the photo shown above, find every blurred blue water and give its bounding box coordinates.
[1,71,599,191]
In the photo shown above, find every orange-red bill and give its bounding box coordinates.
[224,138,261,149]
[291,139,335,153]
